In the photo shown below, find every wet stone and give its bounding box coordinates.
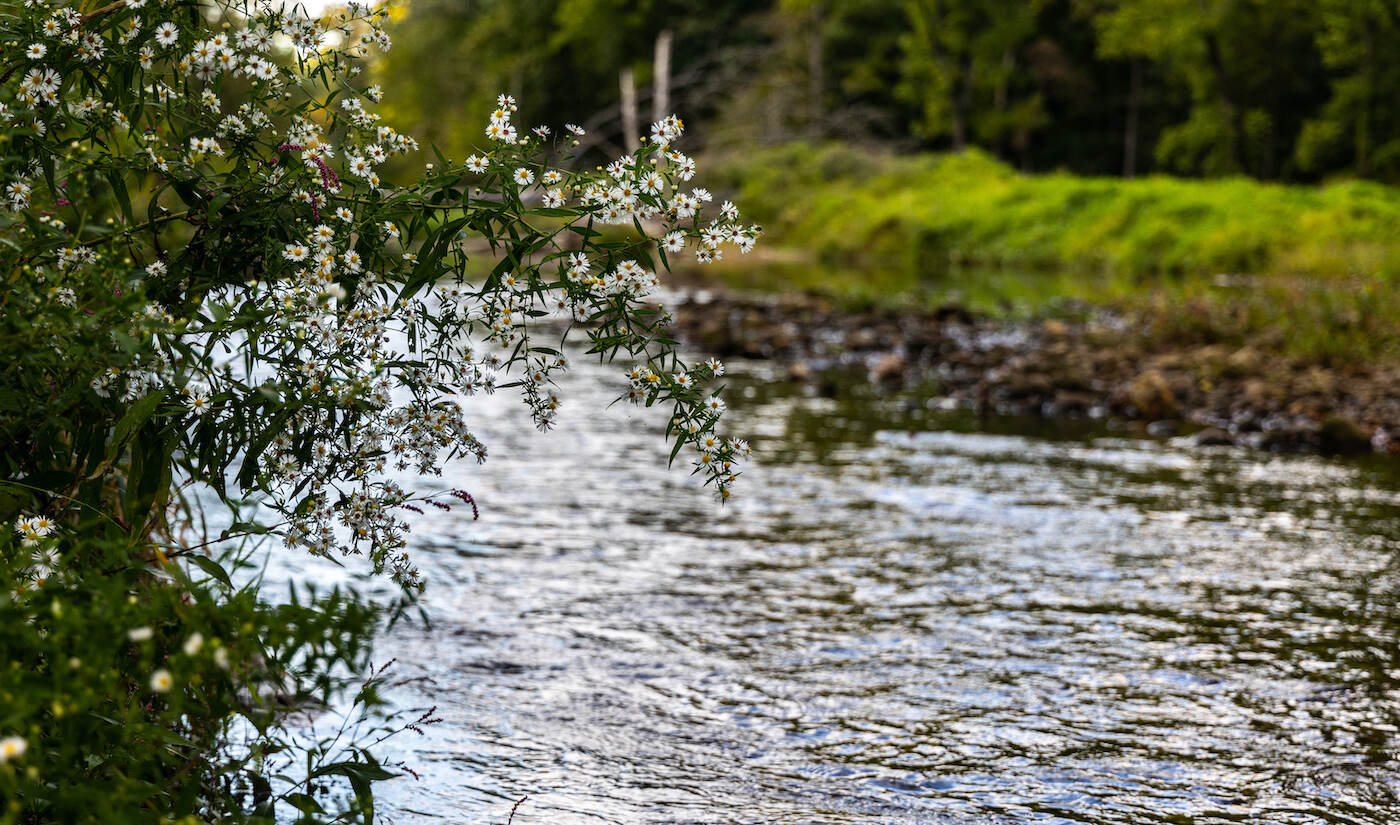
[665,289,1393,459]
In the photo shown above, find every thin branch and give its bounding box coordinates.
[506,795,529,825]
[80,0,128,24]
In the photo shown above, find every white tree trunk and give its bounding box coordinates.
[652,29,673,124]
[620,66,640,152]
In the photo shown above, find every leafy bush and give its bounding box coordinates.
[0,0,756,820]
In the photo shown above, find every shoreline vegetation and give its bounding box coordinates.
[667,142,1400,456]
[698,143,1400,363]
[709,143,1400,284]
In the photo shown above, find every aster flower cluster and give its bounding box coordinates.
[10,515,60,590]
[575,117,760,263]
[2,0,755,593]
[0,0,763,816]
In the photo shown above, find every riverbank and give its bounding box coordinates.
[700,143,1400,363]
[667,288,1400,456]
[710,143,1400,279]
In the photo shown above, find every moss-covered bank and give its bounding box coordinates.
[697,143,1400,363]
[711,143,1400,279]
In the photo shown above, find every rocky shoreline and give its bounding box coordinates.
[668,290,1400,457]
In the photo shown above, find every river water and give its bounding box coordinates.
[363,351,1400,824]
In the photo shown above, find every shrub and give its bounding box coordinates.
[0,0,755,820]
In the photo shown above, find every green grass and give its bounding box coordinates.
[709,143,1400,278]
[696,143,1400,363]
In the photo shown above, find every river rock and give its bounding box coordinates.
[1194,427,1234,446]
[1318,414,1372,454]
[1295,367,1336,396]
[1001,372,1053,400]
[1051,389,1097,415]
[1243,378,1283,408]
[871,353,906,384]
[1224,347,1263,378]
[1146,420,1178,436]
[1126,370,1179,419]
[664,288,1394,464]
[848,328,879,350]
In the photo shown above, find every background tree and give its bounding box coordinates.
[377,0,763,162]
[1297,0,1400,179]
[1083,0,1327,178]
[378,0,1400,181]
[898,0,1047,160]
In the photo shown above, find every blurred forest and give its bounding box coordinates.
[377,0,1400,183]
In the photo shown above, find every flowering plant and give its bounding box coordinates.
[0,0,755,819]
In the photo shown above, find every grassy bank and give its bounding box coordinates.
[697,143,1400,363]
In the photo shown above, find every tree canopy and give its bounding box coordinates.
[380,0,1400,182]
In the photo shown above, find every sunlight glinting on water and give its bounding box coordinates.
[266,348,1400,824]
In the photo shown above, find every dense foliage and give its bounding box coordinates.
[0,0,754,820]
[379,0,1400,183]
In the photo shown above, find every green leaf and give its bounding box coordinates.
[207,192,232,223]
[310,761,399,782]
[106,168,134,226]
[171,179,206,209]
[283,792,326,815]
[105,391,166,462]
[236,405,292,490]
[189,554,233,590]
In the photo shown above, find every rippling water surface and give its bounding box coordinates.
[356,354,1400,824]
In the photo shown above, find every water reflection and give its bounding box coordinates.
[368,355,1400,824]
